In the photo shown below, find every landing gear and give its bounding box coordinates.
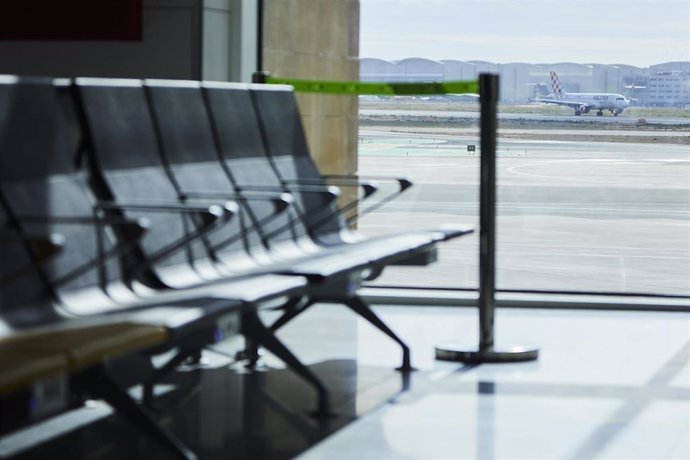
[574,110,582,116]
[612,111,619,117]
[596,110,603,116]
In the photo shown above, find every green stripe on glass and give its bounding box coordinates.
[265,77,479,96]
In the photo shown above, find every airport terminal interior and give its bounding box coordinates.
[0,1,688,459]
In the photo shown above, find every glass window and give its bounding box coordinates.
[358,0,690,296]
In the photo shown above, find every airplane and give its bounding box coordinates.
[534,71,631,116]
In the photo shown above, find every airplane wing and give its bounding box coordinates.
[534,98,590,110]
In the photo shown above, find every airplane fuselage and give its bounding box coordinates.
[538,92,630,116]
[557,92,630,114]
[536,71,631,116]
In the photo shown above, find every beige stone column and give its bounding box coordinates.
[263,0,360,178]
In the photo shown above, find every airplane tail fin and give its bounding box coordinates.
[549,71,565,98]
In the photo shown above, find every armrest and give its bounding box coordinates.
[276,175,409,234]
[229,186,341,239]
[13,213,149,252]
[237,184,341,201]
[182,191,293,215]
[16,213,148,230]
[322,174,414,193]
[94,200,238,227]
[320,176,416,228]
[282,176,413,232]
[0,231,65,263]
[182,191,298,251]
[283,178,380,200]
[197,185,343,242]
[9,213,151,288]
[321,175,414,206]
[14,203,231,288]
[95,200,241,279]
[0,233,65,287]
[26,233,65,262]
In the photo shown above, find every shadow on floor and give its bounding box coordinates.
[9,356,411,460]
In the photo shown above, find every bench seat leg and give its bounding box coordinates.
[74,365,197,460]
[239,298,313,368]
[242,311,333,417]
[259,295,414,372]
[269,298,314,332]
[142,348,200,409]
[344,296,415,372]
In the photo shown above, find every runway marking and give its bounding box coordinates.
[362,165,478,173]
[442,252,690,261]
[363,240,689,259]
[386,200,687,206]
[377,201,690,215]
[390,163,475,167]
[439,242,687,252]
[505,158,690,187]
[495,252,690,260]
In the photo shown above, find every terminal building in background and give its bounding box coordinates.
[360,58,690,106]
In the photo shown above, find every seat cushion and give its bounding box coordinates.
[1,322,168,374]
[0,346,67,395]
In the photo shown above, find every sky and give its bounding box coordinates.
[360,0,690,67]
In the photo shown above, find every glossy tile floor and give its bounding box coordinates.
[2,304,689,459]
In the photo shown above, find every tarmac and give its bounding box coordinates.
[356,129,690,296]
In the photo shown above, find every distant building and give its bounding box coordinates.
[646,71,690,107]
[360,58,690,106]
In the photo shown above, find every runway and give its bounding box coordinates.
[360,108,690,126]
[355,131,690,296]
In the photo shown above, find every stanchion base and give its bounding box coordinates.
[435,343,539,363]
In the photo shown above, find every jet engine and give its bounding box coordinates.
[574,104,590,116]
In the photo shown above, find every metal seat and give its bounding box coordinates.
[70,77,335,416]
[0,76,320,458]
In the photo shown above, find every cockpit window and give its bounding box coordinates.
[616,97,625,100]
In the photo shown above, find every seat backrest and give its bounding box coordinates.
[0,76,117,323]
[143,80,272,253]
[248,85,346,236]
[73,78,211,286]
[202,82,332,239]
[200,82,284,190]
[249,85,319,177]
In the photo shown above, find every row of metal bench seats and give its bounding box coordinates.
[0,75,473,459]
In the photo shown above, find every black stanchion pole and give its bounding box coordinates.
[478,72,497,354]
[435,73,539,364]
[256,0,264,73]
[252,71,270,84]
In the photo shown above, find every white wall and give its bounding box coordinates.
[204,0,257,82]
